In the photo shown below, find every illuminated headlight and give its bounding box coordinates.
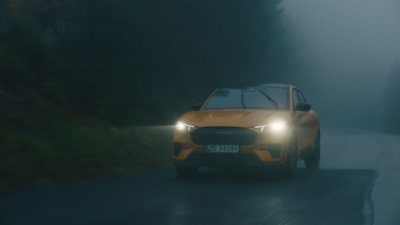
[176,121,196,131]
[254,121,287,132]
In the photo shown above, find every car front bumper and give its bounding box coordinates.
[173,152,286,168]
[173,126,292,168]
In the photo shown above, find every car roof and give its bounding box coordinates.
[255,83,292,89]
[219,83,293,91]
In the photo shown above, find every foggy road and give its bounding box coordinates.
[1,129,399,225]
[2,1,400,224]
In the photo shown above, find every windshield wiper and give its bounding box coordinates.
[259,90,279,109]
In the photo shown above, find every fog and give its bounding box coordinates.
[281,0,400,131]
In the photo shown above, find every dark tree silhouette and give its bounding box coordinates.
[1,0,286,125]
[384,63,400,133]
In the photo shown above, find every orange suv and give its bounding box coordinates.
[173,84,320,177]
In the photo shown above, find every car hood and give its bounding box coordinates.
[180,109,292,127]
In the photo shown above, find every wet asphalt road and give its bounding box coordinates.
[1,129,399,225]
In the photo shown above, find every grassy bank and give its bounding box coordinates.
[0,124,174,194]
[0,90,174,194]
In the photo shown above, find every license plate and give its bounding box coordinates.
[204,145,239,153]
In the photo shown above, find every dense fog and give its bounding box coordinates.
[281,0,400,132]
[2,0,400,195]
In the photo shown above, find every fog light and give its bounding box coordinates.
[260,144,281,158]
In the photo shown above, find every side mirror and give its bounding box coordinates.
[192,102,202,111]
[295,102,311,112]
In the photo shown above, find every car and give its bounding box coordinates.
[172,83,320,178]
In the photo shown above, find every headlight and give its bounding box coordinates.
[176,121,196,131]
[254,121,287,132]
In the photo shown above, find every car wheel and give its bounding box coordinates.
[282,136,297,177]
[175,165,198,178]
[305,130,320,169]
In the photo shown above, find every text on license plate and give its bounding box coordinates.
[204,145,239,153]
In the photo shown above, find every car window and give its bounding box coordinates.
[203,87,288,110]
[293,89,300,108]
[296,89,307,102]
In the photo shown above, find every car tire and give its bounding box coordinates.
[282,136,297,177]
[305,129,320,169]
[175,165,198,178]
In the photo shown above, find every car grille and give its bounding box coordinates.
[190,127,257,146]
[186,153,262,166]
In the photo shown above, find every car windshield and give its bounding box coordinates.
[203,87,288,110]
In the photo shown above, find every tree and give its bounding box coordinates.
[1,0,287,125]
[384,63,400,133]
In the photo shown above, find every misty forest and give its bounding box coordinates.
[1,0,399,191]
